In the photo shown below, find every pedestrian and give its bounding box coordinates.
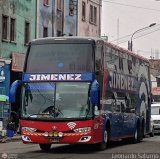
[10,111,19,134]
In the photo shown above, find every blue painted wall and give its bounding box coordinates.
[0,63,10,96]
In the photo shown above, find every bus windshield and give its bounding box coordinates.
[21,82,92,120]
[25,43,93,73]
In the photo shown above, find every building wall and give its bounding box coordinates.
[37,0,101,37]
[37,0,53,38]
[77,0,102,37]
[63,0,102,37]
[54,0,64,36]
[37,0,65,38]
[0,0,2,55]
[63,0,77,36]
[0,0,37,126]
[0,0,36,58]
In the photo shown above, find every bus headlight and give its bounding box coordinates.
[22,127,37,132]
[44,132,49,137]
[58,132,63,137]
[73,127,91,133]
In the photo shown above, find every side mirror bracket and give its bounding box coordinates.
[9,80,22,103]
[90,80,99,106]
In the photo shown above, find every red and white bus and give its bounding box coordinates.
[10,37,151,151]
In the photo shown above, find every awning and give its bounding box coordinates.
[0,95,9,102]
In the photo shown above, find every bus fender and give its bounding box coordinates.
[103,117,110,135]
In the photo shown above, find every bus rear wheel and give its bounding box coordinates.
[132,125,141,144]
[39,144,51,151]
[150,126,154,137]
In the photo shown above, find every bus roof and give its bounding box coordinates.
[29,36,103,45]
[29,36,149,63]
[106,42,149,63]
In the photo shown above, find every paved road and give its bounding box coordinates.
[0,135,160,159]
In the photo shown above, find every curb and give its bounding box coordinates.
[0,135,21,143]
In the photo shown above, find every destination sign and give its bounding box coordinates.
[22,73,94,82]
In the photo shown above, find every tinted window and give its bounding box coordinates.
[25,43,93,73]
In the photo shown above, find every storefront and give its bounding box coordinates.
[0,59,11,135]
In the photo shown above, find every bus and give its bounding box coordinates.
[10,37,151,151]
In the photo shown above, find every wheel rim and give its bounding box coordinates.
[135,129,137,140]
[104,130,108,143]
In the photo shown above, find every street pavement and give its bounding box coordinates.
[0,134,21,143]
[0,135,160,159]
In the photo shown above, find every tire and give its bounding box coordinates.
[39,144,51,151]
[131,126,140,144]
[150,127,154,137]
[97,129,109,150]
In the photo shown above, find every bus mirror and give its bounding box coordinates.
[9,80,22,103]
[90,80,99,105]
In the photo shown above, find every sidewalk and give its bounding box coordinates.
[0,134,21,143]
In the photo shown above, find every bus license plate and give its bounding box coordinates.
[50,138,59,143]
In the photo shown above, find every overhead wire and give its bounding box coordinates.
[102,0,160,12]
[113,27,160,45]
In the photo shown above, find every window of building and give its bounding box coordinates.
[10,18,16,42]
[24,21,30,45]
[82,1,86,21]
[2,15,8,40]
[43,27,48,37]
[69,0,74,15]
[57,30,62,37]
[57,0,62,11]
[43,0,49,6]
[94,6,97,24]
[89,5,93,23]
[89,5,97,25]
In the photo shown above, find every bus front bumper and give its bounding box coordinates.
[21,131,95,144]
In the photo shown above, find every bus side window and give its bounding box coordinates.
[111,93,120,113]
[112,100,117,112]
[95,44,103,71]
[121,102,126,113]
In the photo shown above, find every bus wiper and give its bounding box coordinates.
[27,113,49,118]
[85,100,91,118]
[85,108,90,118]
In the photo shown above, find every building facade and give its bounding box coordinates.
[37,0,64,38]
[63,0,102,37]
[37,0,102,38]
[77,0,102,37]
[0,0,37,128]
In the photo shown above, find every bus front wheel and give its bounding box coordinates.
[39,144,51,151]
[97,129,109,150]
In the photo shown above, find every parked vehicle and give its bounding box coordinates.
[151,103,160,134]
[149,117,154,137]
